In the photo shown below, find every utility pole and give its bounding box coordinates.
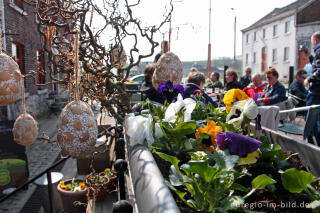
[206,0,212,77]
[232,8,236,68]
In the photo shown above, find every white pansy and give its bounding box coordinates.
[164,94,196,122]
[227,99,258,128]
[126,114,154,146]
[243,98,259,120]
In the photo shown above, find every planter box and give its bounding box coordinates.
[124,119,320,213]
[262,126,320,177]
[125,137,180,213]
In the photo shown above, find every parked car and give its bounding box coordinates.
[125,74,144,102]
[129,74,144,84]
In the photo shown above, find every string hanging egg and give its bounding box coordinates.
[56,101,98,158]
[0,52,22,106]
[13,113,38,146]
[152,52,183,90]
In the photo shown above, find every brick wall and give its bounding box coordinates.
[1,1,54,119]
[3,1,51,95]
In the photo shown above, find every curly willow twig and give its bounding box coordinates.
[34,0,173,123]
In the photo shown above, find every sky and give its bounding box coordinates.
[130,0,298,62]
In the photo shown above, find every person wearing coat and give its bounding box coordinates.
[257,67,287,105]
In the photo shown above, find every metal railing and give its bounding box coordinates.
[0,156,70,213]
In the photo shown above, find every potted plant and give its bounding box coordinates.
[57,178,87,213]
[125,91,320,212]
[86,168,117,202]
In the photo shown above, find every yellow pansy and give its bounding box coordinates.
[223,89,248,113]
[104,168,110,173]
[195,120,223,152]
[65,184,72,190]
[237,149,261,166]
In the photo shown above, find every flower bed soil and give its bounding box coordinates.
[153,150,317,213]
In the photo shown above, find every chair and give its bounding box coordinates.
[278,105,320,142]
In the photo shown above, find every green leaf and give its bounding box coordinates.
[156,152,180,171]
[199,132,211,139]
[218,121,237,132]
[172,121,196,137]
[169,165,183,186]
[188,160,217,183]
[217,196,244,212]
[181,164,192,176]
[281,168,315,193]
[165,180,194,208]
[306,200,320,209]
[210,149,239,171]
[252,174,277,190]
[183,140,193,150]
[231,183,249,193]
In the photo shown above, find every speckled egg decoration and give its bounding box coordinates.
[110,46,127,69]
[13,113,38,146]
[57,100,98,158]
[152,52,183,90]
[0,52,22,106]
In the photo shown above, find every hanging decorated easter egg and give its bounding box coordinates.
[110,46,127,69]
[57,100,98,158]
[13,113,38,146]
[0,52,22,106]
[152,52,183,90]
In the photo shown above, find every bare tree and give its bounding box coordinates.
[33,0,173,123]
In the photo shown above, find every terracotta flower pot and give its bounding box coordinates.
[57,179,88,213]
[107,171,118,191]
[86,173,110,202]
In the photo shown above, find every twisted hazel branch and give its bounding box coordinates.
[35,0,173,123]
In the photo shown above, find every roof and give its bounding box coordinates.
[242,0,313,32]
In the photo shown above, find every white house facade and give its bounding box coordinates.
[241,0,320,81]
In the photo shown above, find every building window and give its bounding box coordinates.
[246,53,249,65]
[11,43,24,74]
[246,34,249,43]
[253,52,257,64]
[272,48,277,63]
[273,25,278,37]
[254,32,257,41]
[284,47,289,62]
[263,28,266,39]
[37,50,45,84]
[285,21,290,34]
[10,0,23,9]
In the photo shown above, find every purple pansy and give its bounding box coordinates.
[158,80,184,103]
[216,131,262,157]
[257,114,262,130]
[229,109,242,120]
[253,93,260,105]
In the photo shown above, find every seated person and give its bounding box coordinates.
[257,67,287,105]
[225,68,241,91]
[140,63,164,104]
[243,73,265,99]
[239,67,252,89]
[289,69,308,107]
[205,72,224,90]
[184,71,218,107]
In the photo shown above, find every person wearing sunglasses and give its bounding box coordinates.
[289,69,308,108]
[257,67,287,105]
